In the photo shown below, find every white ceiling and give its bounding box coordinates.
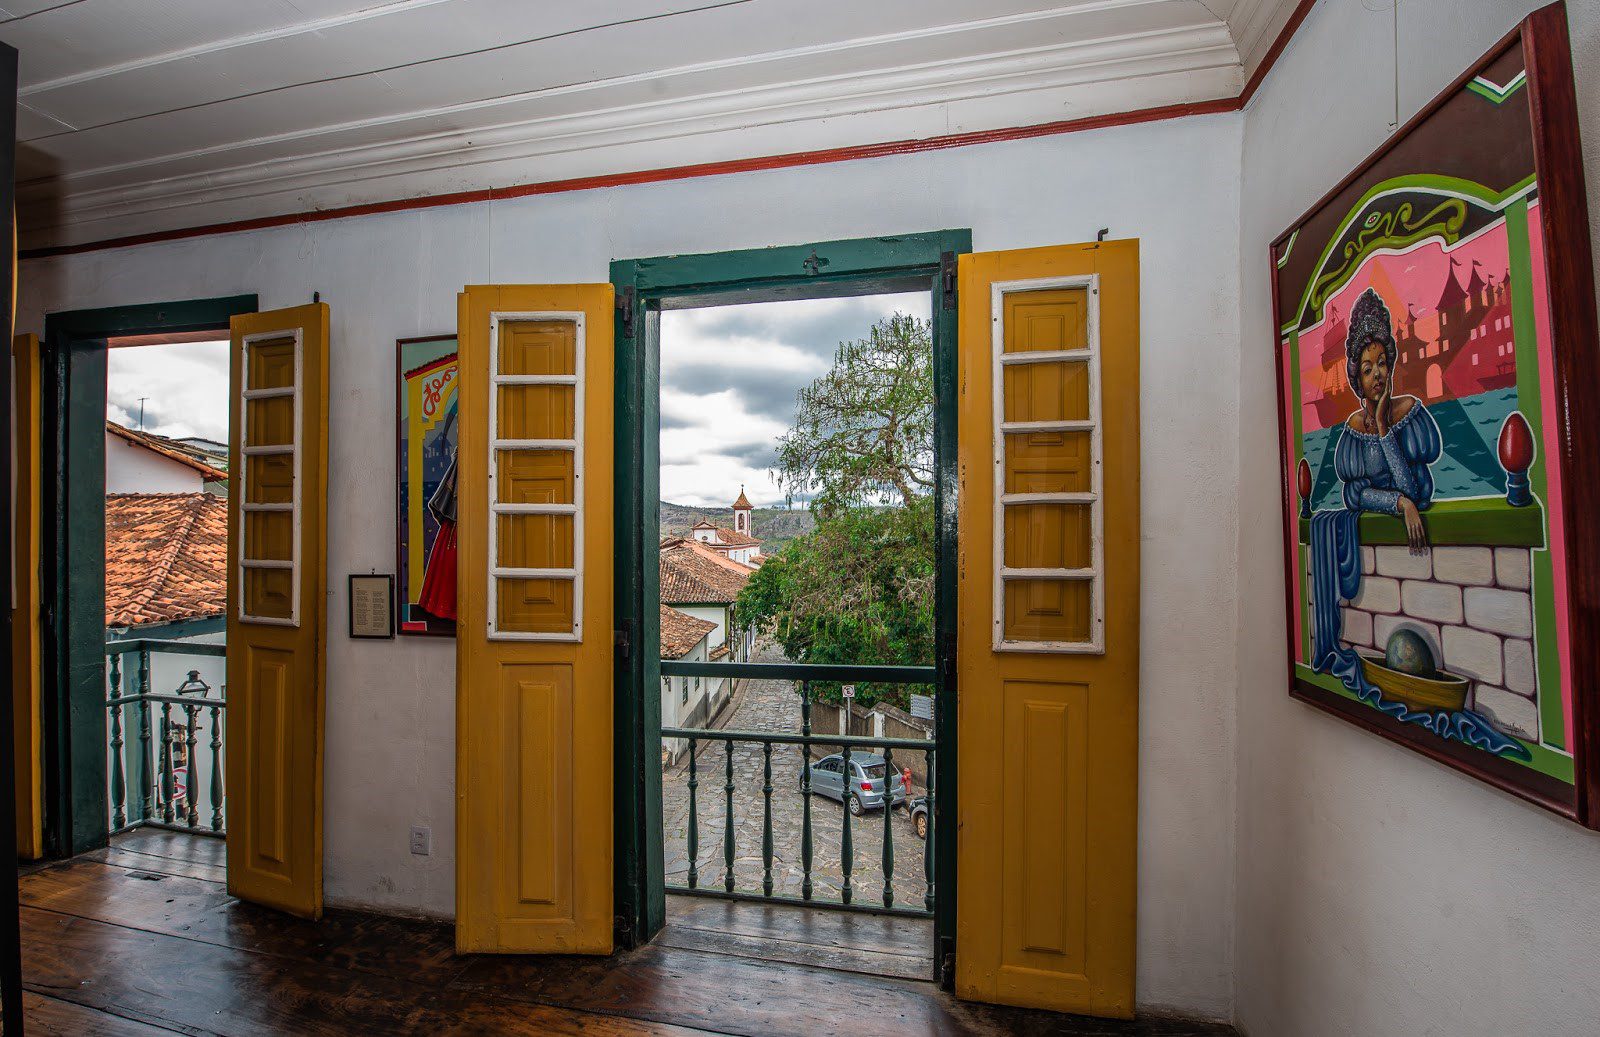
[4,0,1300,251]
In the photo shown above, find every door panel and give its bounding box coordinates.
[456,285,613,954]
[12,333,42,859]
[226,303,329,919]
[956,242,1139,1017]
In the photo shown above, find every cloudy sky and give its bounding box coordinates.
[108,340,230,443]
[659,291,929,508]
[103,293,932,502]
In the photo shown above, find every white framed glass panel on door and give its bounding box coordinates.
[992,277,1104,653]
[238,328,302,627]
[487,312,584,642]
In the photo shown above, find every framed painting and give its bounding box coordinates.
[396,335,459,636]
[1271,4,1600,825]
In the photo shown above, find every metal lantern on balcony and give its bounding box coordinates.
[176,670,211,697]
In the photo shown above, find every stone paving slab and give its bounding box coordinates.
[661,643,933,911]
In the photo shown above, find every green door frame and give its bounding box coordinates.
[40,294,257,858]
[609,230,970,970]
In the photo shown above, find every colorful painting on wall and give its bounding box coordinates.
[1272,7,1600,824]
[396,336,459,636]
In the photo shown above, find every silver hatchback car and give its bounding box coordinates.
[804,752,907,815]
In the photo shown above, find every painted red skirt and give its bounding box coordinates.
[417,521,459,621]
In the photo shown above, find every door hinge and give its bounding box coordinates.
[940,250,957,312]
[617,285,637,340]
[614,625,631,662]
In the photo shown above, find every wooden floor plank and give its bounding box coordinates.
[20,908,714,1037]
[111,828,226,867]
[655,921,931,980]
[83,844,229,884]
[449,940,1228,1037]
[20,859,469,990]
[22,991,186,1036]
[17,855,1236,1037]
[664,893,932,959]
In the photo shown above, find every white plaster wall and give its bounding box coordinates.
[19,113,1244,1016]
[1235,2,1600,1034]
[105,432,205,494]
[675,604,729,653]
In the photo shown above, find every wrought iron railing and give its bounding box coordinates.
[660,660,936,918]
[105,639,227,838]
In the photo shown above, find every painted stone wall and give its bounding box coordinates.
[1319,543,1538,737]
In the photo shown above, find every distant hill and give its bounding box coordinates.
[660,501,815,555]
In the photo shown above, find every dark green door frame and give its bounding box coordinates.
[40,294,257,858]
[609,231,969,973]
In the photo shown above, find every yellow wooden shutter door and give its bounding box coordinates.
[455,285,614,953]
[12,333,43,860]
[226,303,329,919]
[956,241,1140,1017]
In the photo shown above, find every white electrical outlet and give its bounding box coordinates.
[409,825,431,856]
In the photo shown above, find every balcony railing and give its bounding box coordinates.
[105,639,227,838]
[660,660,936,918]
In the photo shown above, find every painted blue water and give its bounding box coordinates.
[1305,386,1518,510]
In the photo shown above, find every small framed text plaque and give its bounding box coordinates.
[349,574,395,639]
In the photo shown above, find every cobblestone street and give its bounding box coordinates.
[661,644,932,911]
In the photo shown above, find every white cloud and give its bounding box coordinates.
[659,292,929,508]
[107,340,230,442]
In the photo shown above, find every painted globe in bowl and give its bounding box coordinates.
[1383,628,1436,677]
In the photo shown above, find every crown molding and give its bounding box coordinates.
[18,0,1317,256]
[22,21,1239,247]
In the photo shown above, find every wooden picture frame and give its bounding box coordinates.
[1270,3,1600,826]
[348,573,395,640]
[395,335,459,637]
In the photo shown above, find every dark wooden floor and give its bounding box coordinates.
[15,831,1238,1036]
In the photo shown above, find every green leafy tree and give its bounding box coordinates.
[739,312,937,708]
[735,498,934,707]
[773,313,934,514]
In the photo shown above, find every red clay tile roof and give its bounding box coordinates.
[659,605,716,659]
[733,488,752,510]
[659,539,751,604]
[708,524,760,547]
[107,422,228,481]
[105,493,228,629]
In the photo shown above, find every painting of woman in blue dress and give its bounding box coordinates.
[1333,289,1441,552]
[1308,288,1527,758]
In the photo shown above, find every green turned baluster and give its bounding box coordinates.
[138,650,153,821]
[924,747,935,913]
[686,738,699,890]
[160,704,175,824]
[840,742,853,906]
[723,740,736,893]
[761,741,774,897]
[209,704,225,832]
[882,744,894,909]
[800,681,813,901]
[184,705,201,828]
[108,654,126,830]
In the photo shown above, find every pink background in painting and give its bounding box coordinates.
[1297,221,1515,433]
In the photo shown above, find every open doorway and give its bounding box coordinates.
[655,293,937,978]
[102,335,231,870]
[612,231,967,984]
[37,295,255,863]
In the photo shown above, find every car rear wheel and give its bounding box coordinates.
[914,811,928,840]
[847,793,864,817]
